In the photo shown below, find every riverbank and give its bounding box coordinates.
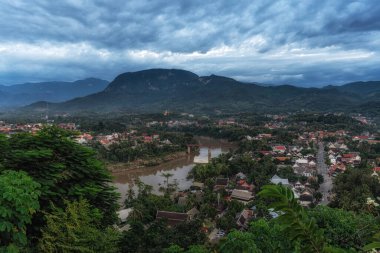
[107,151,188,173]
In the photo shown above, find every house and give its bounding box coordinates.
[275,157,290,163]
[236,209,254,229]
[293,165,314,177]
[258,133,272,139]
[156,211,189,226]
[235,172,247,180]
[270,175,290,187]
[273,145,286,154]
[260,151,273,156]
[353,136,370,142]
[341,153,361,165]
[235,179,254,192]
[191,182,205,190]
[214,178,229,191]
[230,189,254,204]
[299,189,314,207]
[144,136,153,143]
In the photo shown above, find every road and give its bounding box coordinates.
[316,142,333,205]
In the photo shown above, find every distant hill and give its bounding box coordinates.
[21,69,380,114]
[0,78,109,107]
[324,81,380,96]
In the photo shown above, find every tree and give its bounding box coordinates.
[38,199,121,253]
[248,219,293,252]
[119,221,145,253]
[160,172,177,195]
[364,232,380,251]
[0,127,119,231]
[0,170,40,253]
[186,245,210,253]
[308,206,378,250]
[277,166,298,183]
[258,185,344,253]
[163,244,184,253]
[330,167,380,213]
[219,230,261,253]
[171,220,207,249]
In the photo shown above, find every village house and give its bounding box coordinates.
[270,174,290,187]
[236,209,254,229]
[293,158,317,177]
[214,178,229,191]
[230,189,254,204]
[352,135,370,142]
[341,153,361,166]
[329,163,347,176]
[191,182,205,191]
[272,145,287,154]
[156,211,189,226]
[298,189,314,207]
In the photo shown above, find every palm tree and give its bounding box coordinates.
[160,172,174,195]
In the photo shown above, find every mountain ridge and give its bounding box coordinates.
[0,78,109,107]
[19,68,380,114]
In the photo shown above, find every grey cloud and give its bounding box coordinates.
[0,0,380,85]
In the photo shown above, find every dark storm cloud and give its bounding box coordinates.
[0,0,379,86]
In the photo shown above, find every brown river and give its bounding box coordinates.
[112,136,235,203]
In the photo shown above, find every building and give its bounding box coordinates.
[270,174,290,187]
[156,211,189,226]
[230,189,254,204]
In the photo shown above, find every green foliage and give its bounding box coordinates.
[219,230,261,253]
[277,166,298,183]
[0,170,40,253]
[330,167,380,213]
[216,200,244,231]
[163,244,184,253]
[186,245,210,253]
[190,163,228,182]
[0,127,119,230]
[96,132,194,163]
[127,180,184,223]
[238,140,271,153]
[308,206,379,250]
[38,199,121,253]
[248,219,293,252]
[163,244,210,253]
[364,232,380,251]
[120,219,206,253]
[258,185,331,253]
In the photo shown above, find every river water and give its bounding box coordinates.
[112,136,235,203]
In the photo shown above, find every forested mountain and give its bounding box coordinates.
[18,69,380,114]
[0,78,109,107]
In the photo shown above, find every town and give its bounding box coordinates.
[1,112,380,251]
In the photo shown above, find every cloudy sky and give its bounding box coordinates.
[1,0,379,86]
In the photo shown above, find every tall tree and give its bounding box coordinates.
[38,199,121,253]
[258,185,346,253]
[219,230,261,253]
[0,127,119,230]
[0,170,40,253]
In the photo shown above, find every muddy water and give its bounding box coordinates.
[112,136,235,203]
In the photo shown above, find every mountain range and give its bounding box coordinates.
[5,69,380,114]
[0,78,109,107]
